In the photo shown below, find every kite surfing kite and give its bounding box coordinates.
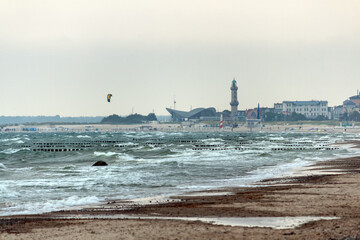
[107,94,112,102]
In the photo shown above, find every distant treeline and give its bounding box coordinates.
[101,113,157,124]
[0,115,104,124]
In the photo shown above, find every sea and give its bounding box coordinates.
[1,131,360,216]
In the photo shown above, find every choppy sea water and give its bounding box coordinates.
[1,131,360,216]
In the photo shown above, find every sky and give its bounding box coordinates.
[1,0,360,116]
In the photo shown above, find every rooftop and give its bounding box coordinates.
[343,100,356,106]
[166,107,216,119]
[349,95,360,100]
[283,100,328,106]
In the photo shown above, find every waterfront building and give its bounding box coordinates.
[245,109,258,119]
[245,104,264,120]
[343,91,360,114]
[332,90,360,120]
[332,105,343,120]
[245,104,262,129]
[275,101,329,119]
[166,107,217,122]
[343,100,357,112]
[349,90,360,105]
[274,103,283,113]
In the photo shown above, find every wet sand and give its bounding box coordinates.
[2,145,360,239]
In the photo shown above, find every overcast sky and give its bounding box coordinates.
[1,0,359,116]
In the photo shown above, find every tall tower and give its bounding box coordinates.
[230,79,239,121]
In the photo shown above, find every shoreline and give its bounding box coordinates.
[2,142,360,239]
[1,122,360,133]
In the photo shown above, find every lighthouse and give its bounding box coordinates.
[230,79,239,125]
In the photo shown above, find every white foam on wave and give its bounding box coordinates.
[94,151,118,157]
[77,135,91,138]
[0,195,101,216]
[199,150,228,158]
[268,136,285,140]
[187,155,313,190]
[0,183,20,198]
[115,142,137,147]
[93,151,135,161]
[53,215,339,230]
[1,148,21,154]
[202,138,224,142]
[0,137,21,142]
[253,158,311,179]
[165,132,185,137]
[116,153,135,161]
[237,149,263,155]
[246,143,356,183]
[173,149,197,157]
[0,163,6,169]
[133,133,153,138]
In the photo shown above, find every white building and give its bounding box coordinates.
[332,105,343,120]
[275,101,329,119]
[274,103,283,113]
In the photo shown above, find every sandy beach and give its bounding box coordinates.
[2,0,359,238]
[1,141,360,239]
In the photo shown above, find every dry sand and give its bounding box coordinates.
[2,143,360,239]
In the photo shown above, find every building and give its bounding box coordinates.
[245,109,258,119]
[245,104,262,120]
[230,79,239,125]
[330,90,360,121]
[332,105,343,120]
[343,100,357,112]
[343,91,360,114]
[230,79,239,116]
[166,107,217,122]
[245,104,262,129]
[237,110,246,121]
[275,101,329,119]
[349,90,360,105]
[274,103,283,113]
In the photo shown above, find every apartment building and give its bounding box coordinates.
[275,101,329,119]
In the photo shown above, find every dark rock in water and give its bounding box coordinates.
[92,161,108,166]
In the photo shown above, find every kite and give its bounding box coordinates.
[107,94,112,102]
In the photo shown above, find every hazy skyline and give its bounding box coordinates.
[1,0,359,116]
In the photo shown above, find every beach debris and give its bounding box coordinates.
[92,161,108,166]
